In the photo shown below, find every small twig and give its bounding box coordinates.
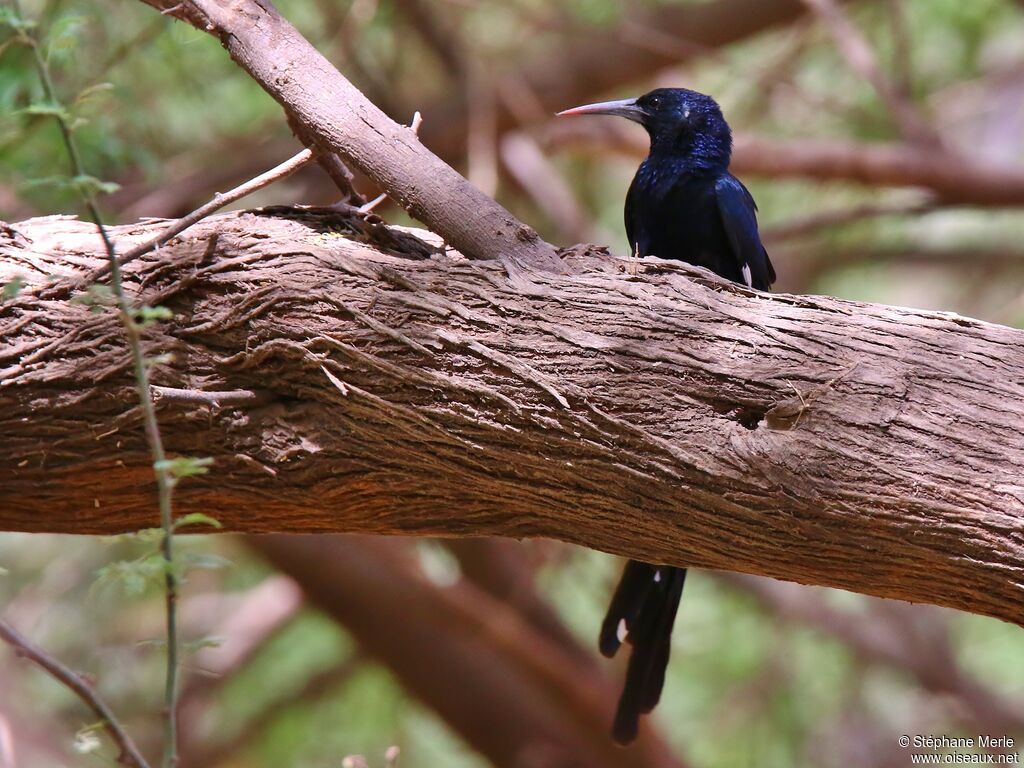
[358,112,422,214]
[151,386,271,407]
[0,619,153,768]
[82,147,315,284]
[801,0,942,148]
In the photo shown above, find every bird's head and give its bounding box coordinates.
[557,87,732,171]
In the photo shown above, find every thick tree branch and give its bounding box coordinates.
[2,211,1023,630]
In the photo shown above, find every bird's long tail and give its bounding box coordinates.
[600,560,686,744]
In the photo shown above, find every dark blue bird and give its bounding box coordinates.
[558,87,775,744]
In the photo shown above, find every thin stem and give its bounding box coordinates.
[12,5,180,765]
[0,619,153,768]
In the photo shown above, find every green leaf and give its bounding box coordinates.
[73,81,114,107]
[185,636,224,652]
[21,175,70,191]
[44,13,86,62]
[21,101,71,120]
[21,175,118,198]
[0,8,37,31]
[103,527,164,544]
[145,352,175,369]
[173,512,222,531]
[2,275,25,300]
[73,728,102,755]
[94,555,166,597]
[154,456,213,479]
[70,283,115,312]
[135,527,166,544]
[69,174,120,197]
[182,551,232,571]
[133,304,172,326]
[0,37,28,57]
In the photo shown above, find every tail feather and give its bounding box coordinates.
[639,568,685,714]
[599,560,659,657]
[603,561,686,744]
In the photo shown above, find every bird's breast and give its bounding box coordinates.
[628,172,740,281]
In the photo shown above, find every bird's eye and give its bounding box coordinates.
[648,96,661,108]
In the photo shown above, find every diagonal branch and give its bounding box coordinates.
[136,0,559,270]
[250,535,685,768]
[0,619,152,768]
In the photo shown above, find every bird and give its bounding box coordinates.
[557,87,775,744]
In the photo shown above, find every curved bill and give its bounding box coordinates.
[556,97,645,123]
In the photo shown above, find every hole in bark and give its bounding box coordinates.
[711,402,765,430]
[734,407,765,430]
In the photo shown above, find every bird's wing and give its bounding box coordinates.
[714,174,776,290]
[624,174,638,255]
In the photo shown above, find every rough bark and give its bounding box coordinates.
[4,210,1024,626]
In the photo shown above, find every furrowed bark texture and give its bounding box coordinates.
[2,211,1024,627]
